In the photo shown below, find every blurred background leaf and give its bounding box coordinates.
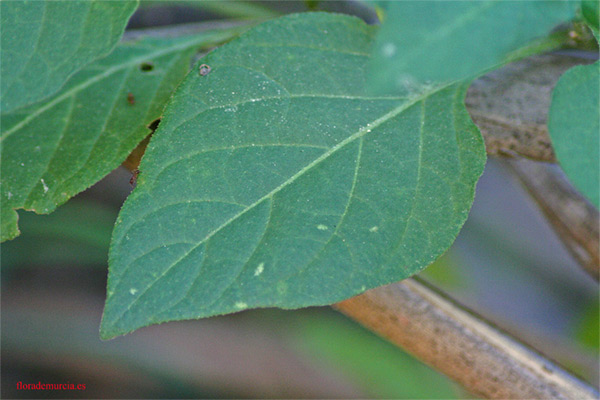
[1,199,115,270]
[581,0,599,40]
[0,0,138,113]
[368,0,575,94]
[575,298,599,350]
[141,0,282,20]
[291,309,465,399]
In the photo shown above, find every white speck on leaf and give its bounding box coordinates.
[129,288,138,295]
[369,226,379,233]
[41,178,49,193]
[317,224,328,231]
[361,285,366,291]
[382,42,396,57]
[7,192,12,199]
[34,146,41,152]
[254,262,264,276]
[235,302,248,309]
[396,73,418,90]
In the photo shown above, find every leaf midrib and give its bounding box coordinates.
[109,83,451,325]
[0,34,215,142]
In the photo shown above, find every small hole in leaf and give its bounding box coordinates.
[147,118,161,132]
[139,62,154,72]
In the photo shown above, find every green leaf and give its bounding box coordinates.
[369,0,576,93]
[574,299,599,350]
[101,13,485,339]
[0,0,138,113]
[582,0,599,40]
[1,29,241,242]
[548,61,599,208]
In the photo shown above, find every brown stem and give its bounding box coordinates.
[334,278,599,399]
[465,53,594,162]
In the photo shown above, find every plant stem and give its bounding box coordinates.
[465,53,589,162]
[334,278,599,399]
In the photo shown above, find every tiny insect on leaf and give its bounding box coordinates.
[129,169,140,186]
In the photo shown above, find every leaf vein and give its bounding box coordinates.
[113,86,448,321]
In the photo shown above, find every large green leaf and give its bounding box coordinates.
[1,29,241,242]
[101,13,485,339]
[0,0,138,113]
[369,0,576,93]
[548,61,599,208]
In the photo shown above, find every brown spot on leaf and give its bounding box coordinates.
[139,62,154,72]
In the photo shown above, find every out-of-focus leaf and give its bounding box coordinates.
[418,250,469,290]
[548,61,599,208]
[1,199,116,269]
[0,0,138,113]
[574,299,599,350]
[294,310,463,399]
[582,0,599,40]
[144,0,282,19]
[1,28,242,242]
[101,13,485,339]
[368,0,576,93]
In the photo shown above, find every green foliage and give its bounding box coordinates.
[100,13,485,339]
[159,0,281,19]
[1,199,116,269]
[296,311,462,398]
[1,30,240,242]
[368,0,576,93]
[548,61,599,208]
[582,0,599,40]
[2,0,594,347]
[574,299,600,350]
[0,0,138,113]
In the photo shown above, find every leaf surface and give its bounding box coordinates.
[1,0,138,113]
[369,0,576,93]
[1,30,239,241]
[548,61,599,208]
[101,13,486,339]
